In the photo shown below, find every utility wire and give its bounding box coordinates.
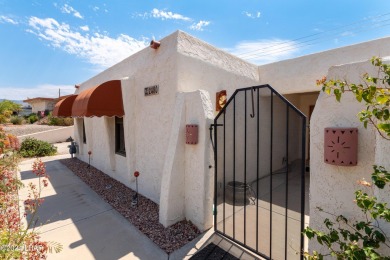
[239,16,390,59]
[236,12,390,60]
[241,20,390,61]
[237,12,390,58]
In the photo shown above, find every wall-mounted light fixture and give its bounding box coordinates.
[75,85,80,89]
[150,40,160,49]
[186,124,198,144]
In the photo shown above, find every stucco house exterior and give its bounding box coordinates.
[23,97,57,114]
[24,95,73,115]
[53,30,390,256]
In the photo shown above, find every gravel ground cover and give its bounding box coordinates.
[2,124,66,136]
[60,158,201,254]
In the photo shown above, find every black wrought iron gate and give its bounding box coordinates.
[213,85,306,260]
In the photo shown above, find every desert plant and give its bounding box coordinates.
[317,57,389,139]
[10,116,24,125]
[0,128,20,155]
[19,138,57,157]
[0,127,62,259]
[0,100,21,117]
[63,117,74,126]
[47,114,73,126]
[0,114,7,124]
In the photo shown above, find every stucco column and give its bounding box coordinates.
[309,60,381,254]
[159,93,186,227]
[184,90,214,231]
[159,90,214,232]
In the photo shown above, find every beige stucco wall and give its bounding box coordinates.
[75,31,180,205]
[309,58,390,255]
[29,100,56,113]
[73,29,390,235]
[159,90,214,230]
[259,37,390,94]
[285,92,319,160]
[73,31,259,231]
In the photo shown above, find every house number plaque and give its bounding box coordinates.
[144,85,159,96]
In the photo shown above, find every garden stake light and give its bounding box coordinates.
[132,171,140,207]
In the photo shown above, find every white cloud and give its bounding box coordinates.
[228,39,300,64]
[80,25,89,31]
[27,17,148,68]
[151,8,191,21]
[189,20,210,31]
[243,11,261,19]
[0,84,75,100]
[61,4,83,19]
[0,15,18,25]
[135,8,191,21]
[340,31,355,37]
[91,5,108,13]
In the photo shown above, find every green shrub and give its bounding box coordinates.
[63,117,74,126]
[48,116,58,126]
[0,115,7,124]
[19,138,57,157]
[48,116,74,126]
[10,116,23,125]
[28,114,38,124]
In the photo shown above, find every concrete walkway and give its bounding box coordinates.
[16,145,258,260]
[18,153,169,260]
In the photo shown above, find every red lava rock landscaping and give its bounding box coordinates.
[60,158,201,254]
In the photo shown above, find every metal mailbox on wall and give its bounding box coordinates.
[186,125,198,144]
[324,127,358,166]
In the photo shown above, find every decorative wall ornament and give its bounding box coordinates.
[216,90,227,112]
[324,127,358,166]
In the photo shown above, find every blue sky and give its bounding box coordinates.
[0,0,390,100]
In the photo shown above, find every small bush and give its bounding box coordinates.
[48,116,74,126]
[63,117,74,126]
[48,116,58,126]
[0,115,7,124]
[19,138,57,157]
[10,116,23,125]
[28,114,38,124]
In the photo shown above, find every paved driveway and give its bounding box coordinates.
[18,154,168,260]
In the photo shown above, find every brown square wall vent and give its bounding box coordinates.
[324,127,358,166]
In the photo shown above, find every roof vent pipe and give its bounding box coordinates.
[150,40,160,49]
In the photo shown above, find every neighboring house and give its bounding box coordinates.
[23,97,57,114]
[53,31,390,256]
[24,95,73,115]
